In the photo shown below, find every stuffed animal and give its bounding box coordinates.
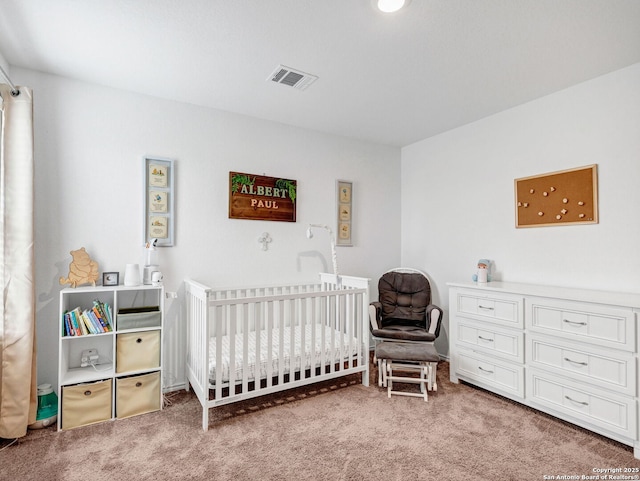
[472,259,492,283]
[59,247,100,288]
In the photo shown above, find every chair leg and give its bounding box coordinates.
[430,362,438,392]
[382,360,388,387]
[386,362,392,398]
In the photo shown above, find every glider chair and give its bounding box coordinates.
[369,268,443,400]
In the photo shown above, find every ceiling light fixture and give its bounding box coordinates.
[376,0,410,13]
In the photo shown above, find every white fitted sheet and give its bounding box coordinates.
[208,323,359,385]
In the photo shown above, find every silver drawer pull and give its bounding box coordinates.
[563,319,587,326]
[564,395,589,406]
[564,357,588,366]
[478,336,494,342]
[478,366,494,374]
[478,306,494,310]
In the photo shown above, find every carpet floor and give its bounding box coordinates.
[1,361,639,481]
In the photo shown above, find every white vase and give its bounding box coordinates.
[124,264,141,286]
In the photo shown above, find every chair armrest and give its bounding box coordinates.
[369,301,382,332]
[426,304,443,338]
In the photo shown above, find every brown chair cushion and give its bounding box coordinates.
[372,325,436,342]
[378,271,431,326]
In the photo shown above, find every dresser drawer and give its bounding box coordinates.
[527,335,635,396]
[528,297,635,352]
[456,349,524,398]
[456,320,524,363]
[527,369,636,440]
[456,291,523,328]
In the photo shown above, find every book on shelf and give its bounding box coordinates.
[80,309,97,334]
[92,307,108,331]
[63,312,74,336]
[76,308,89,336]
[87,309,104,333]
[93,299,113,331]
[69,309,82,336]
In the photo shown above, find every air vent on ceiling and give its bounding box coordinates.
[268,65,318,90]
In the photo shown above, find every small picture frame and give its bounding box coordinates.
[102,272,119,286]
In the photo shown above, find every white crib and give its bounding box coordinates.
[184,273,370,430]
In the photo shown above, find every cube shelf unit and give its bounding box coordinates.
[57,284,164,430]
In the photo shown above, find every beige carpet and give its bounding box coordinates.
[1,361,639,481]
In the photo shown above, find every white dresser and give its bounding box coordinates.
[448,281,640,457]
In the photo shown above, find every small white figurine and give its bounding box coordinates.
[472,259,492,283]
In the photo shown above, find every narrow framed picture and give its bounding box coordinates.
[144,156,175,246]
[336,180,353,246]
[102,272,119,286]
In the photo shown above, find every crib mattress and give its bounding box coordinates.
[208,323,360,385]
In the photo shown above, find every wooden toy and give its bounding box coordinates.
[59,247,99,288]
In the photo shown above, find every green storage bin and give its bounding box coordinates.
[117,306,161,330]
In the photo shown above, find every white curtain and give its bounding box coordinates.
[0,84,37,438]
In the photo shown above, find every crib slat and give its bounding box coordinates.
[266,300,273,389]
[309,296,317,378]
[215,304,223,403]
[228,303,236,397]
[277,299,285,386]
[254,302,261,391]
[242,303,249,393]
[288,298,295,383]
[330,295,336,374]
[320,294,327,371]
[299,296,306,381]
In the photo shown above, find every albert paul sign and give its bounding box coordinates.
[229,172,297,222]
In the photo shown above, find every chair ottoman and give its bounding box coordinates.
[375,341,439,401]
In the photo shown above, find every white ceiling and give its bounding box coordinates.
[0,0,639,147]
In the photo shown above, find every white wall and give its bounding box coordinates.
[14,61,639,387]
[401,63,640,356]
[14,68,401,390]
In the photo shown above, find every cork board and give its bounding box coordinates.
[515,165,598,228]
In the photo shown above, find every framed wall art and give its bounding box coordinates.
[144,156,175,246]
[336,180,352,246]
[229,172,297,222]
[515,164,598,228]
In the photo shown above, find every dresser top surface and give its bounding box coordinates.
[447,281,640,309]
